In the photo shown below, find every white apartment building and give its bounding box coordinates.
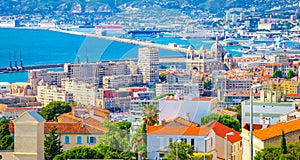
[64,79,102,106]
[102,74,143,89]
[0,82,10,94]
[37,85,73,106]
[138,47,159,84]
[156,83,200,97]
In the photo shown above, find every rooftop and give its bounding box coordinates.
[253,118,300,141]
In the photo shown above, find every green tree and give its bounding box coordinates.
[0,119,13,150]
[159,73,167,83]
[44,126,63,160]
[281,130,287,154]
[201,113,219,125]
[287,70,296,79]
[142,104,159,126]
[204,80,212,90]
[225,104,241,124]
[40,101,72,121]
[115,121,131,132]
[218,114,241,132]
[132,123,147,158]
[192,152,213,160]
[54,146,102,160]
[273,69,283,78]
[201,114,241,132]
[163,141,194,160]
[98,119,131,153]
[255,145,281,160]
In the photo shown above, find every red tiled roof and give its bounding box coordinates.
[216,108,238,117]
[93,108,110,118]
[204,121,242,143]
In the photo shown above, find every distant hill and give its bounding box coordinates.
[0,0,298,15]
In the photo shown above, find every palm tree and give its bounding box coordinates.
[142,104,159,126]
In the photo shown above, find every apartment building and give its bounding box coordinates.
[37,84,73,106]
[102,74,143,89]
[155,83,200,97]
[138,47,159,84]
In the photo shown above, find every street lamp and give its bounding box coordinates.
[250,83,263,160]
[176,139,181,160]
[204,137,210,160]
[225,132,234,160]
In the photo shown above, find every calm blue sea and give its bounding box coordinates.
[0,28,242,83]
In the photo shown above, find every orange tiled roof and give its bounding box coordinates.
[204,121,242,143]
[147,125,209,136]
[166,117,199,127]
[216,108,238,117]
[192,97,214,101]
[57,112,81,123]
[253,118,300,141]
[93,108,110,118]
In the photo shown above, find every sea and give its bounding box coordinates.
[0,28,242,83]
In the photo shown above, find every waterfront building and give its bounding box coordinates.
[37,83,73,106]
[138,47,159,84]
[0,82,10,95]
[186,38,227,74]
[241,118,300,160]
[28,69,68,95]
[10,82,34,96]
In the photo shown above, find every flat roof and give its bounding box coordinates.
[0,82,10,85]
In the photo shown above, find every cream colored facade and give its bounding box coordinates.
[103,74,143,89]
[13,111,45,160]
[58,134,100,150]
[241,127,300,160]
[214,135,242,160]
[37,85,73,106]
[64,79,101,106]
[138,47,159,83]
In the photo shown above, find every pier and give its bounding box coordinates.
[0,64,64,73]
[50,29,189,53]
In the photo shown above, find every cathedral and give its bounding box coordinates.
[186,37,233,73]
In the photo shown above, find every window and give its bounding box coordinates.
[77,136,82,144]
[169,138,173,144]
[87,136,97,144]
[191,138,195,148]
[64,136,70,144]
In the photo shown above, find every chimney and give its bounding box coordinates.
[259,114,265,124]
[184,112,190,121]
[161,119,166,126]
[260,89,265,102]
[265,117,271,125]
[81,114,85,127]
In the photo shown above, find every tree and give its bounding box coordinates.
[132,123,147,158]
[115,121,132,132]
[201,114,241,132]
[54,146,102,160]
[40,101,72,121]
[287,70,296,79]
[159,73,167,83]
[255,145,281,160]
[201,113,219,125]
[163,141,194,160]
[44,126,63,160]
[204,80,212,90]
[281,130,287,154]
[142,104,159,126]
[225,104,241,124]
[192,152,213,160]
[0,119,13,150]
[218,114,241,132]
[273,69,283,78]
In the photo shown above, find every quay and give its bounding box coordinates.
[0,64,64,73]
[50,29,188,53]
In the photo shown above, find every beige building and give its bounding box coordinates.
[155,83,200,97]
[138,47,159,84]
[64,79,101,106]
[241,118,300,160]
[103,74,143,89]
[186,38,228,74]
[37,83,73,106]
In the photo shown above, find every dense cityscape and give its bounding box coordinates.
[0,0,300,160]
